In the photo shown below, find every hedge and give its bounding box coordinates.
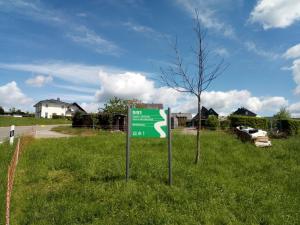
[206,115,219,130]
[277,119,300,136]
[220,120,230,130]
[228,116,268,130]
[72,111,93,127]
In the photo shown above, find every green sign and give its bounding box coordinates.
[131,108,168,138]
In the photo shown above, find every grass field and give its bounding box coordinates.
[6,130,300,224]
[51,126,99,136]
[0,142,15,224]
[0,116,71,127]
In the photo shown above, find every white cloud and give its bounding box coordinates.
[0,0,65,25]
[66,26,121,56]
[92,70,288,116]
[0,62,292,116]
[52,83,97,94]
[214,48,229,57]
[283,43,300,59]
[174,90,288,116]
[245,41,279,60]
[175,0,236,38]
[0,81,33,110]
[0,1,120,56]
[80,102,100,113]
[0,62,108,85]
[123,22,164,40]
[95,71,181,105]
[288,102,300,117]
[250,0,300,29]
[290,59,300,95]
[26,75,53,87]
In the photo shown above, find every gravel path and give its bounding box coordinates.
[0,124,72,142]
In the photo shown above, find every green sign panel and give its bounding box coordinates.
[131,108,168,138]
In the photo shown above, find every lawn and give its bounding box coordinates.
[51,126,99,136]
[0,141,15,225]
[0,116,71,127]
[8,130,300,224]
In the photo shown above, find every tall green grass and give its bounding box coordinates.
[0,142,15,225]
[10,131,300,224]
[0,116,71,127]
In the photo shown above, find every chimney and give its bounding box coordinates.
[57,97,60,101]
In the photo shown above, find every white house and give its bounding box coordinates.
[34,98,86,118]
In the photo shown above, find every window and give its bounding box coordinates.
[62,105,64,109]
[45,104,48,108]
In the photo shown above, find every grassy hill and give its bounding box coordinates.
[3,130,300,224]
[0,116,71,127]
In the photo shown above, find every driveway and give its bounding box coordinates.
[0,124,72,143]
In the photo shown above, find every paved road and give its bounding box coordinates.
[0,124,72,142]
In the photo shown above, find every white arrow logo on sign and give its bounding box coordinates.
[154,110,167,138]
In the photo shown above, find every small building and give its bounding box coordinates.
[34,98,86,118]
[171,113,192,128]
[191,106,219,127]
[232,107,256,117]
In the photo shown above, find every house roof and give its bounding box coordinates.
[171,113,193,120]
[192,106,219,121]
[34,99,86,113]
[33,99,69,107]
[71,102,87,113]
[232,107,256,117]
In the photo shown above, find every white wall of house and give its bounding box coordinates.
[36,103,69,118]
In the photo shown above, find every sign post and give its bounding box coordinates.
[9,125,15,146]
[167,108,172,185]
[126,107,172,185]
[126,106,131,181]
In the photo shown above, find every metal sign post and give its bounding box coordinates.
[126,106,131,181]
[167,108,172,185]
[126,107,172,185]
[9,125,15,146]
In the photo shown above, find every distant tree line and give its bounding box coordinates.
[0,106,34,117]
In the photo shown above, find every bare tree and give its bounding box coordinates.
[160,10,228,164]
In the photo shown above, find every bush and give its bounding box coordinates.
[97,113,112,129]
[220,120,230,130]
[52,114,65,119]
[277,119,300,136]
[229,116,268,130]
[206,115,219,130]
[72,111,93,128]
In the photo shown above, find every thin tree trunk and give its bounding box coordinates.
[195,97,201,164]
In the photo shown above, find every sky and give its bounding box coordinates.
[0,0,300,117]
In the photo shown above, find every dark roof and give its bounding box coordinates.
[232,107,256,117]
[34,99,69,107]
[192,106,219,121]
[208,108,218,116]
[71,102,87,113]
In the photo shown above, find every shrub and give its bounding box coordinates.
[277,119,300,136]
[52,114,65,119]
[97,113,112,129]
[228,116,268,130]
[206,115,219,130]
[72,111,93,128]
[220,120,230,130]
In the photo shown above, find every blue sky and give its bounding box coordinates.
[0,0,300,116]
